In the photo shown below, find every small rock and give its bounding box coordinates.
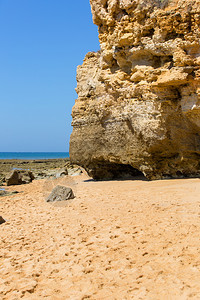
[0,216,6,224]
[55,168,68,178]
[0,190,19,197]
[46,185,75,202]
[6,170,34,186]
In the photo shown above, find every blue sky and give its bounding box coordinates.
[0,0,99,152]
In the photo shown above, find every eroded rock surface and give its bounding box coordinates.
[70,0,200,179]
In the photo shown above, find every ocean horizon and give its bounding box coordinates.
[0,152,69,160]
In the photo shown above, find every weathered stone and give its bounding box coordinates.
[0,216,6,224]
[46,185,75,202]
[70,0,200,180]
[6,170,35,186]
[55,168,68,178]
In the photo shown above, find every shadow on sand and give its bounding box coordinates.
[84,174,149,183]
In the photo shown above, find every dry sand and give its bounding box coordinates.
[0,173,200,299]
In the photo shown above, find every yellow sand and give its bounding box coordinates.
[1,173,200,299]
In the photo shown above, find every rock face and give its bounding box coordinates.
[70,0,200,180]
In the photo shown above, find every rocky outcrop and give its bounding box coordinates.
[70,0,200,180]
[6,170,35,186]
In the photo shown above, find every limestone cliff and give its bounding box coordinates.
[70,0,200,180]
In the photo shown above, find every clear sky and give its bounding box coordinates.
[0,0,99,152]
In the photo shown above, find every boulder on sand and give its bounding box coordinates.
[46,185,75,202]
[6,170,35,186]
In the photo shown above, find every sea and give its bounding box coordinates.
[0,152,69,160]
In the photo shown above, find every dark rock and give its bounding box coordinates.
[0,189,19,197]
[46,185,75,202]
[6,170,35,186]
[0,216,6,224]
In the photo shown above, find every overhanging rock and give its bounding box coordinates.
[70,0,200,180]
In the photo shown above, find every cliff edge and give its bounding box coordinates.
[70,0,200,180]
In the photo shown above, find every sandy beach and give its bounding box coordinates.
[1,172,200,299]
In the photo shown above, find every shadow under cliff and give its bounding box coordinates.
[82,161,200,182]
[83,163,149,182]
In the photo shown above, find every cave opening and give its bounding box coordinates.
[90,162,147,181]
